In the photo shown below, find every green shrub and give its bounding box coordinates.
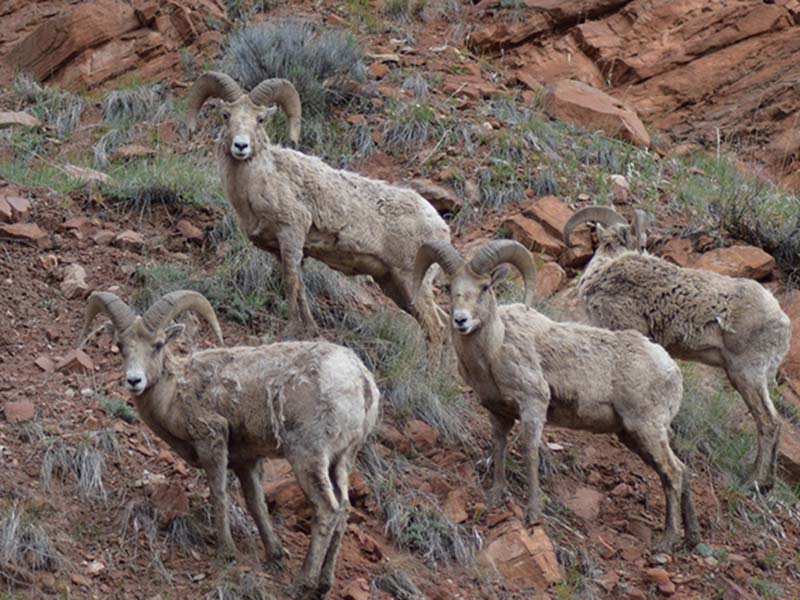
[11,73,84,137]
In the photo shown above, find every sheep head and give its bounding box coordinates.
[563,206,650,254]
[414,240,536,336]
[186,71,302,160]
[80,290,224,395]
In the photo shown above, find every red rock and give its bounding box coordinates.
[597,570,619,593]
[479,519,563,588]
[503,215,566,257]
[342,577,370,600]
[56,349,95,372]
[368,62,389,79]
[469,13,551,50]
[565,486,603,521]
[535,262,566,300]
[0,198,12,223]
[514,67,543,92]
[409,178,462,213]
[381,424,410,453]
[4,196,30,222]
[114,144,157,160]
[404,419,440,450]
[148,481,190,523]
[114,230,145,252]
[659,238,694,268]
[62,165,113,186]
[0,111,42,129]
[0,223,50,248]
[60,263,90,299]
[777,421,800,483]
[62,216,93,233]
[609,174,630,204]
[444,489,468,524]
[348,469,370,502]
[176,219,204,243]
[91,230,116,246]
[6,0,140,82]
[522,195,574,240]
[693,246,774,280]
[264,478,308,513]
[34,356,56,372]
[543,80,650,147]
[644,567,675,595]
[71,573,92,588]
[4,400,35,423]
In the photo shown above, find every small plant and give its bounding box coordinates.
[219,19,366,121]
[384,0,410,19]
[373,567,427,600]
[40,431,117,500]
[0,505,60,584]
[382,100,439,152]
[100,397,139,423]
[207,569,276,600]
[101,83,174,124]
[11,73,85,138]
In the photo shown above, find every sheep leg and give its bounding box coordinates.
[681,468,702,547]
[234,460,284,569]
[290,458,339,597]
[317,445,358,596]
[618,427,684,553]
[379,271,445,357]
[194,424,236,560]
[519,408,545,524]
[726,367,780,490]
[277,231,316,336]
[487,413,514,506]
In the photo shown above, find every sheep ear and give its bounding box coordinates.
[165,324,185,344]
[490,265,510,286]
[265,106,278,116]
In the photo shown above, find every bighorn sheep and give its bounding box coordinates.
[186,71,450,344]
[414,240,700,552]
[80,290,379,599]
[563,206,792,489]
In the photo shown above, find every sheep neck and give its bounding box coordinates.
[217,133,275,229]
[452,302,505,398]
[131,355,191,450]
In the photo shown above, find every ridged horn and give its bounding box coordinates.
[563,206,628,246]
[142,291,224,345]
[469,240,537,307]
[633,209,650,251]
[79,292,136,346]
[186,71,243,130]
[413,241,465,297]
[248,78,302,144]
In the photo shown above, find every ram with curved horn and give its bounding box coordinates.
[567,204,791,490]
[413,239,701,553]
[80,290,379,599]
[186,70,450,347]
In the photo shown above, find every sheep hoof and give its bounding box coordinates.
[487,486,506,506]
[744,473,774,493]
[651,535,678,555]
[684,530,703,549]
[288,579,320,600]
[524,507,543,526]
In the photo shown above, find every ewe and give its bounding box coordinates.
[80,290,379,599]
[186,71,450,345]
[564,206,791,489]
[414,240,700,552]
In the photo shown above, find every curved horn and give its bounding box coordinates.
[248,78,302,144]
[413,241,465,297]
[142,291,224,345]
[185,72,243,130]
[469,240,537,307]
[633,209,649,251]
[80,292,136,346]
[563,206,628,246]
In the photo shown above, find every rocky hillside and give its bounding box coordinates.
[2,1,800,599]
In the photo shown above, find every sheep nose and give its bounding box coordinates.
[126,375,142,387]
[234,141,249,151]
[453,315,468,327]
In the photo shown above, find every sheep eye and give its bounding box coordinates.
[153,342,164,352]
[221,112,230,121]
[481,284,490,292]
[257,114,266,124]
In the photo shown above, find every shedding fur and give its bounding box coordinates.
[186,72,450,347]
[81,290,379,599]
[414,240,701,553]
[566,206,792,489]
